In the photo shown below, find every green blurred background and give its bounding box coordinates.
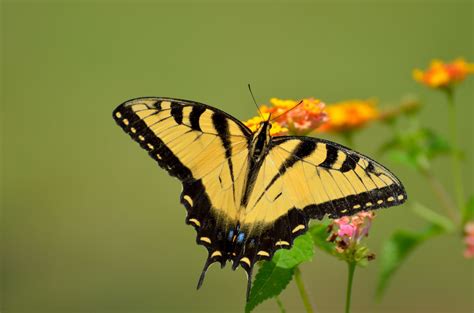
[2,1,473,312]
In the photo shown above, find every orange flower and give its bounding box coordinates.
[318,99,379,133]
[261,98,328,136]
[413,58,474,89]
[243,113,288,136]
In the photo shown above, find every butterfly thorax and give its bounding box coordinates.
[250,121,272,162]
[239,121,273,209]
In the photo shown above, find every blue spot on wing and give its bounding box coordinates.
[237,232,245,244]
[228,230,234,241]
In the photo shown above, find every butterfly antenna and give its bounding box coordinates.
[248,83,263,118]
[271,99,303,121]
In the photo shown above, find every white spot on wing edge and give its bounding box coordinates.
[188,218,200,227]
[291,224,305,233]
[240,257,251,266]
[210,251,222,258]
[183,195,193,207]
[200,237,211,244]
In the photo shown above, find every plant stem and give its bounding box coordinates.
[421,168,459,223]
[345,261,356,313]
[342,131,355,148]
[294,267,314,313]
[446,90,465,211]
[275,296,286,313]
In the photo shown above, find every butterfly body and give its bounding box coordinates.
[113,97,407,299]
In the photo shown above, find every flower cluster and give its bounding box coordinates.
[259,97,328,136]
[243,97,383,137]
[328,211,376,263]
[413,58,474,89]
[464,222,474,259]
[243,113,289,136]
[318,99,379,133]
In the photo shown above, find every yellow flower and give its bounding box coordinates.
[413,58,474,88]
[243,112,289,136]
[265,97,325,115]
[244,97,328,136]
[318,99,379,133]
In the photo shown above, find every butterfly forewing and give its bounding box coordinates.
[265,136,406,218]
[113,97,252,247]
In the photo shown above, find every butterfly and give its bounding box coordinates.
[113,97,407,300]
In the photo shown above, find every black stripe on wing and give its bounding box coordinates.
[112,97,252,181]
[253,140,316,207]
[190,106,206,131]
[170,102,184,124]
[270,135,407,219]
[304,183,406,219]
[113,99,194,181]
[212,112,236,198]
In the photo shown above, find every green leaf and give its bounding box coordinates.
[376,226,442,300]
[245,262,295,313]
[421,128,452,158]
[387,150,422,170]
[272,232,314,269]
[378,137,399,155]
[379,127,453,171]
[411,202,455,232]
[309,222,337,255]
[462,195,474,224]
[245,233,315,312]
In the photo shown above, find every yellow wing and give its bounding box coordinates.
[113,97,252,241]
[240,136,407,253]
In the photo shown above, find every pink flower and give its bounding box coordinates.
[329,211,375,253]
[463,222,474,258]
[338,224,356,238]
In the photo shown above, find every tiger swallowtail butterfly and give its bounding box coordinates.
[113,97,407,300]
